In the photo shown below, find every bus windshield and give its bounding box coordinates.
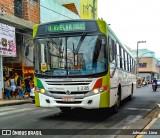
[34,35,107,76]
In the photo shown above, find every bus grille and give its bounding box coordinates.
[45,80,92,86]
[49,91,88,94]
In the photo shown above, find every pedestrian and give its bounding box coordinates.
[24,76,31,97]
[10,75,17,99]
[16,76,24,100]
[4,77,12,100]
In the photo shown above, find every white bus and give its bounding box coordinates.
[25,19,136,112]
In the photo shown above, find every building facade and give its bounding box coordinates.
[1,0,98,78]
[131,49,160,81]
[40,0,80,23]
[53,0,98,19]
[1,0,40,78]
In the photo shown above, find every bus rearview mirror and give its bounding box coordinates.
[25,44,29,56]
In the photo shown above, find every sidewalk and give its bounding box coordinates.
[136,106,160,138]
[0,98,33,107]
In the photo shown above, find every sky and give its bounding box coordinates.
[98,0,160,58]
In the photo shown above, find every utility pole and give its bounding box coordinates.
[136,41,146,87]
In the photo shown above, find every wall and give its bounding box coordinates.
[0,0,40,24]
[53,0,80,15]
[40,0,79,23]
[23,0,40,24]
[0,0,14,15]
[80,0,98,19]
[139,57,159,73]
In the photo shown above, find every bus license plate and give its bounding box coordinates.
[62,97,75,102]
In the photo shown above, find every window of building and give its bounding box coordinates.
[139,63,147,68]
[14,0,23,18]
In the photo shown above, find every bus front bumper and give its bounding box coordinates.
[35,92,102,109]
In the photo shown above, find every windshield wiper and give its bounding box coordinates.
[48,35,59,51]
[74,32,87,54]
[47,35,63,58]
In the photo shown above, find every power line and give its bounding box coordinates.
[40,4,73,19]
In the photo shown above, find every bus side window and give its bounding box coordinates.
[111,40,115,61]
[119,45,123,69]
[109,37,116,62]
[125,52,128,71]
[117,43,120,68]
[109,37,112,62]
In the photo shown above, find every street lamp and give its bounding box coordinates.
[136,41,146,86]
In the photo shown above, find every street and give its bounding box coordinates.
[0,85,160,137]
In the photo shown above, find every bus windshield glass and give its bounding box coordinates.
[34,35,107,76]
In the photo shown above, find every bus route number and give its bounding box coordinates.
[77,86,89,91]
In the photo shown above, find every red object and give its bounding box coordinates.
[93,78,102,89]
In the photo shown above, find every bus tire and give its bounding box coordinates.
[59,107,71,113]
[129,84,134,101]
[112,87,121,113]
[32,99,35,103]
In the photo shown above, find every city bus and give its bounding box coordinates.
[28,19,136,112]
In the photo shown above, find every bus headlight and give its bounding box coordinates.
[93,88,99,94]
[93,86,107,94]
[35,87,45,94]
[40,89,45,94]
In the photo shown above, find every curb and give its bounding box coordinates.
[0,99,33,107]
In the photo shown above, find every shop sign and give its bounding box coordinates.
[0,23,16,57]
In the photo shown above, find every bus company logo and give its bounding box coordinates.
[66,90,71,95]
[2,130,11,135]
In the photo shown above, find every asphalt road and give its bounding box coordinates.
[0,85,160,138]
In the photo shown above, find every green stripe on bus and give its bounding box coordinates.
[37,79,44,88]
[35,91,40,107]
[34,76,37,87]
[33,24,39,38]
[99,91,109,108]
[97,20,107,35]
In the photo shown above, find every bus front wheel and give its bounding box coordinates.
[129,85,134,101]
[59,107,71,113]
[112,89,121,113]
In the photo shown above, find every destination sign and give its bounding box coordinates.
[36,21,98,36]
[47,22,86,32]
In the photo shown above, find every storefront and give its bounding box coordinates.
[0,23,16,99]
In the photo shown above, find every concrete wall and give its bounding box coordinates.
[139,57,159,73]
[0,0,40,24]
[23,0,40,24]
[40,0,79,23]
[80,0,98,19]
